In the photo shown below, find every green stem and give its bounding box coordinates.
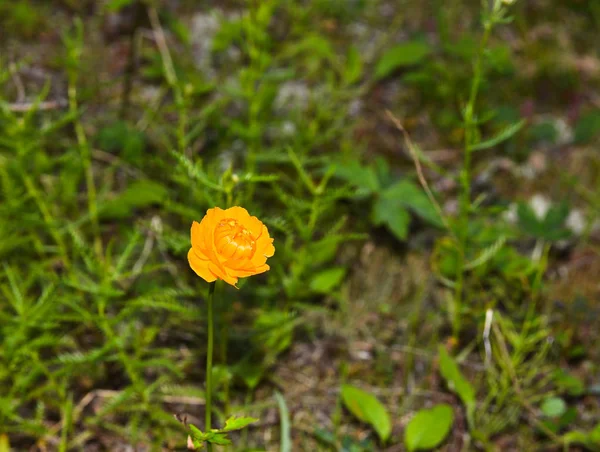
[206,281,216,451]
[453,16,494,338]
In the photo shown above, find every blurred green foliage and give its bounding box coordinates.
[0,0,599,450]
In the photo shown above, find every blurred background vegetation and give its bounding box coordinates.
[0,0,599,450]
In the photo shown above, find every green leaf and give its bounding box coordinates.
[405,404,454,451]
[344,46,363,85]
[97,121,146,163]
[206,432,231,445]
[517,201,571,241]
[438,346,475,427]
[543,202,569,231]
[541,397,567,418]
[382,180,443,227]
[309,267,346,294]
[373,196,410,240]
[341,384,392,442]
[517,202,545,237]
[553,369,585,396]
[275,392,292,452]
[234,358,265,391]
[574,110,600,144]
[334,160,380,195]
[104,0,134,11]
[100,180,168,219]
[375,41,432,79]
[222,416,259,432]
[468,119,525,152]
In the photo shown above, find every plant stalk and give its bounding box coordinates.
[453,16,494,337]
[206,281,216,451]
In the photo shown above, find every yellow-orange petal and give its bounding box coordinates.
[208,261,238,287]
[226,206,264,238]
[230,264,270,278]
[195,210,233,276]
[255,230,274,255]
[188,248,217,283]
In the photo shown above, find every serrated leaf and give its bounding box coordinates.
[206,432,231,445]
[222,416,259,432]
[382,180,443,227]
[189,424,205,437]
[309,267,346,294]
[375,41,432,79]
[438,346,475,427]
[373,197,410,240]
[334,160,380,194]
[341,384,392,442]
[518,201,571,241]
[405,404,454,451]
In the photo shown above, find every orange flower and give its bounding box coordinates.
[188,206,275,287]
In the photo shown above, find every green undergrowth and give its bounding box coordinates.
[0,0,599,450]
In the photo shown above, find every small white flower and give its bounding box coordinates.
[530,194,551,220]
[503,203,518,224]
[566,210,586,235]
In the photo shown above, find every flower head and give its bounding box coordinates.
[188,207,275,287]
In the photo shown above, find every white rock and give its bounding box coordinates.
[190,12,220,77]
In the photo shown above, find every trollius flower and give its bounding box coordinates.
[188,206,275,287]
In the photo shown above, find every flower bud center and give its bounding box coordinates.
[214,218,256,260]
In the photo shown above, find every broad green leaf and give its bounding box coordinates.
[372,197,410,240]
[517,202,545,237]
[309,267,346,294]
[468,119,525,152]
[382,180,443,227]
[517,201,571,241]
[206,432,231,445]
[543,202,569,231]
[541,397,567,418]
[306,238,339,266]
[334,160,380,195]
[222,416,259,432]
[405,404,454,451]
[341,384,392,442]
[375,41,432,79]
[438,346,475,427]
